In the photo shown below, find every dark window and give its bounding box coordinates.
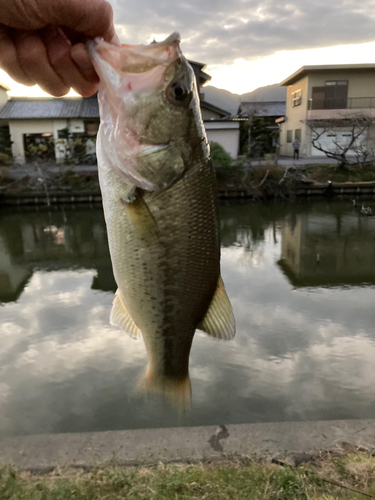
[23,133,55,163]
[287,130,293,143]
[311,81,348,109]
[57,128,69,139]
[295,129,301,141]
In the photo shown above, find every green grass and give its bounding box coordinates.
[2,454,375,499]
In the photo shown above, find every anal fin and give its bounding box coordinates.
[110,289,142,339]
[197,276,236,340]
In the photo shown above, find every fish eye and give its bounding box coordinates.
[171,83,187,100]
[166,81,191,106]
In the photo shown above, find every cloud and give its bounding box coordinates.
[108,0,375,65]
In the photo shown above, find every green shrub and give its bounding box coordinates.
[210,141,234,181]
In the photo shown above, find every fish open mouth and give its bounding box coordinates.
[88,33,184,191]
[87,33,181,94]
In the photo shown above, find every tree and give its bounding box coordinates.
[305,115,373,168]
[210,141,233,181]
[0,125,12,163]
[239,116,274,158]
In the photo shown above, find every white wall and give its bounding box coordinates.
[9,119,54,164]
[9,117,239,163]
[0,88,8,107]
[8,118,88,163]
[204,121,240,158]
[310,127,367,157]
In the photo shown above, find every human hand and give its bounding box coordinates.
[0,0,118,97]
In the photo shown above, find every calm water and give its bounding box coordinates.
[1,200,375,437]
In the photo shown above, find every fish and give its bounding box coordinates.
[88,32,235,408]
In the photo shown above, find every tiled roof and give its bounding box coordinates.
[238,101,286,117]
[201,100,231,118]
[0,97,99,119]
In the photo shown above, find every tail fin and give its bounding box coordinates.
[136,367,191,410]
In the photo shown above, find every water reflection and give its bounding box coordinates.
[0,207,116,303]
[1,201,375,436]
[278,203,375,287]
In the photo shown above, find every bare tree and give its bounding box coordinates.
[305,116,373,168]
[350,132,375,168]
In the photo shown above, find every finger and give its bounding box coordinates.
[40,26,97,97]
[36,0,115,42]
[13,29,70,97]
[70,43,98,82]
[0,25,34,86]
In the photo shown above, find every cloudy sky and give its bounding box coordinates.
[1,0,375,96]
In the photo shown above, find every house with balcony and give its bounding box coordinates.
[278,64,375,157]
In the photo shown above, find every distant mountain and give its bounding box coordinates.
[202,84,286,115]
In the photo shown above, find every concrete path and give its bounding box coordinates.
[278,156,339,167]
[0,420,374,470]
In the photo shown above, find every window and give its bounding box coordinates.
[295,129,301,141]
[85,121,100,136]
[311,81,348,109]
[287,130,293,143]
[57,128,68,139]
[23,133,55,163]
[325,80,348,86]
[292,89,302,107]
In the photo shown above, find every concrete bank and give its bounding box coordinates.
[1,420,375,471]
[1,182,375,206]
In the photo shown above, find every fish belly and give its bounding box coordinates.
[100,158,220,380]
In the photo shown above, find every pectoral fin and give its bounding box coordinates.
[110,290,142,339]
[198,276,236,340]
[136,144,185,191]
[120,188,159,241]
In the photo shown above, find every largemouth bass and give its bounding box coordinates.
[89,33,235,408]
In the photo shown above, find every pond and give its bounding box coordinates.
[1,200,375,437]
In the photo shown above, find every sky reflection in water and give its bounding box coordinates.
[0,201,375,436]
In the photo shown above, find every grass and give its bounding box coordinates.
[0,169,100,194]
[2,453,375,499]
[306,162,375,183]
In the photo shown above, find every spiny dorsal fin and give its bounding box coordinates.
[110,290,142,339]
[197,276,236,340]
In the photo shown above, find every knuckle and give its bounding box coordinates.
[48,85,70,97]
[74,83,97,97]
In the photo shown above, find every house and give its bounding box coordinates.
[0,84,9,107]
[278,208,375,287]
[0,60,239,164]
[201,100,239,158]
[237,101,285,124]
[0,84,11,155]
[0,95,99,163]
[279,64,375,157]
[237,101,286,152]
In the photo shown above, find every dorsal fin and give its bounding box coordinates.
[197,276,236,340]
[110,290,142,339]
